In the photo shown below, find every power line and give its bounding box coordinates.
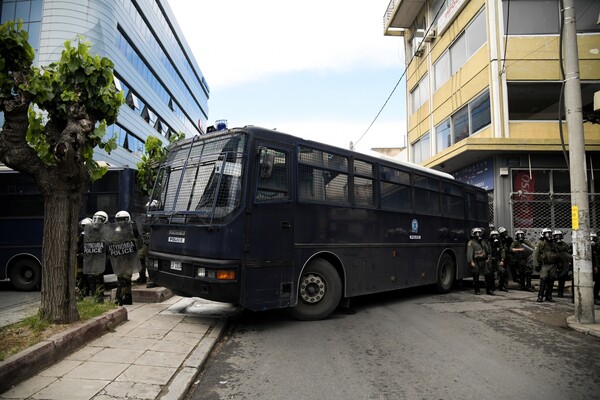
[354,4,445,149]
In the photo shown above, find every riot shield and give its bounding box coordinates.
[106,222,142,276]
[83,223,107,275]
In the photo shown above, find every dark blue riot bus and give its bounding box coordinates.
[145,126,489,320]
[0,167,144,290]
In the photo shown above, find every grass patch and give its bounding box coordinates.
[0,298,117,361]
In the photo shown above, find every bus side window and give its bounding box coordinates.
[256,147,289,202]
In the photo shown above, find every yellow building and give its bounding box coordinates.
[384,0,600,240]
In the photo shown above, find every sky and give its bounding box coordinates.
[167,0,407,154]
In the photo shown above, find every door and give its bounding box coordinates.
[243,142,295,310]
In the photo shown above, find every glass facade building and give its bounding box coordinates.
[0,0,210,168]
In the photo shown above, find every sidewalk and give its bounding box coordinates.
[472,278,600,339]
[0,294,240,400]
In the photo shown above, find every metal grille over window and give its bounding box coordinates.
[148,134,246,225]
[510,192,600,243]
[354,160,374,207]
[298,146,349,205]
[256,148,289,202]
[380,166,411,211]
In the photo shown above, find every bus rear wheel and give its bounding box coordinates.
[435,253,455,294]
[288,259,342,321]
[10,258,41,291]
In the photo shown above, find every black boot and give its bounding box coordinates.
[121,293,132,305]
[545,279,555,302]
[519,274,526,291]
[526,276,535,292]
[473,274,481,295]
[135,268,147,284]
[499,274,508,292]
[486,274,495,295]
[114,277,124,305]
[557,279,565,298]
[537,278,546,302]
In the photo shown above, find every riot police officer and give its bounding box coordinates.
[510,230,535,291]
[554,230,572,298]
[76,217,92,299]
[490,230,508,292]
[533,228,559,303]
[114,210,134,306]
[88,210,108,303]
[498,227,516,283]
[467,227,491,295]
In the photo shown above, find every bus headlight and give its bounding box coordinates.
[147,259,159,270]
[195,267,236,280]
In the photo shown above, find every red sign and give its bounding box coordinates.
[513,171,535,228]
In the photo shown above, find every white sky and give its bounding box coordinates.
[167,0,407,153]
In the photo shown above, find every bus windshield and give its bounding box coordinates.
[149,132,246,225]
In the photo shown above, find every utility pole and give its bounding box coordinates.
[563,0,595,324]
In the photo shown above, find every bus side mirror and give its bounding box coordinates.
[258,147,274,178]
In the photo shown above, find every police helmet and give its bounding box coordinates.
[498,227,507,235]
[541,228,552,239]
[79,217,93,229]
[93,211,108,224]
[115,210,131,223]
[515,230,525,240]
[471,227,483,238]
[490,230,499,238]
[591,232,598,240]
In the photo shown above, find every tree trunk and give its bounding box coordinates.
[39,187,82,323]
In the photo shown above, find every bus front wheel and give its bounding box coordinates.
[10,258,41,291]
[435,253,455,294]
[289,259,342,321]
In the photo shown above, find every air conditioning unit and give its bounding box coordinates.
[423,28,436,43]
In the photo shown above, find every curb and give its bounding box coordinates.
[566,315,600,339]
[160,319,228,400]
[0,307,127,393]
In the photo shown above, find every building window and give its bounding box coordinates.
[502,0,600,35]
[436,119,451,153]
[434,9,486,90]
[450,34,466,76]
[466,10,487,57]
[410,74,429,114]
[412,133,431,164]
[0,0,44,53]
[470,91,491,133]
[507,82,600,121]
[434,90,491,155]
[434,51,450,90]
[452,106,469,143]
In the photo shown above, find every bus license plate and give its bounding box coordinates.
[170,261,182,271]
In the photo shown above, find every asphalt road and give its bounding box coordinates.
[0,282,40,327]
[186,285,600,400]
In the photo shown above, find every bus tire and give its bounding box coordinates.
[288,259,342,321]
[435,253,455,294]
[10,258,41,291]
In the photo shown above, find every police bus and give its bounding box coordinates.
[145,126,489,320]
[0,166,144,290]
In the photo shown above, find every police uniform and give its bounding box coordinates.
[490,231,508,292]
[533,229,559,302]
[467,228,491,295]
[554,231,572,298]
[510,232,534,291]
